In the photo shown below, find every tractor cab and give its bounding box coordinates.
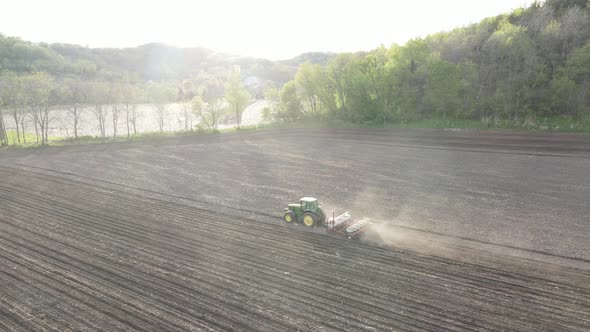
[284,197,325,227]
[300,197,318,211]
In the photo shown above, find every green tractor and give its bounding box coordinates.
[283,197,326,227]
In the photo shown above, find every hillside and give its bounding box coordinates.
[265,0,590,127]
[0,35,333,84]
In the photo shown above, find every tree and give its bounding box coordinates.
[295,62,324,117]
[121,84,142,137]
[326,54,359,119]
[198,78,226,131]
[261,83,282,122]
[387,39,435,121]
[88,82,109,138]
[548,76,577,115]
[562,41,590,116]
[129,101,141,136]
[191,94,226,132]
[0,72,27,144]
[109,83,121,137]
[480,19,539,121]
[359,46,396,124]
[424,60,463,121]
[277,81,303,122]
[190,96,208,130]
[181,101,192,132]
[541,6,589,77]
[63,78,88,141]
[225,67,251,129]
[546,0,588,15]
[22,72,54,145]
[148,83,175,134]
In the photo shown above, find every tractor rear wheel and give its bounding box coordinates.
[283,211,296,223]
[302,212,317,227]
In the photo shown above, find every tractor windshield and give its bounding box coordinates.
[303,200,317,210]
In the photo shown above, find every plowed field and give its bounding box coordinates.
[1,128,589,331]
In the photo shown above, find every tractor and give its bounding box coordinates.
[283,197,372,239]
[283,197,326,227]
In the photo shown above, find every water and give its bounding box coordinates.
[1,100,270,139]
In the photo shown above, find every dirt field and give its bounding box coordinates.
[1,128,589,331]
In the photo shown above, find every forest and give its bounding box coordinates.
[265,0,590,128]
[1,0,590,146]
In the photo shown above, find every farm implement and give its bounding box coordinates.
[283,197,372,239]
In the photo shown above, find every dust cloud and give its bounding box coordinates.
[359,222,450,257]
[350,193,461,258]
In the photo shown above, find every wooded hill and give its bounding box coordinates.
[265,0,590,127]
[0,36,333,87]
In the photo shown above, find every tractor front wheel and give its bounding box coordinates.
[302,212,317,227]
[284,211,296,223]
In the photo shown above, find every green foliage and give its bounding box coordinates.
[295,62,325,116]
[278,81,303,122]
[190,95,225,131]
[424,60,462,118]
[0,35,324,86]
[147,82,176,104]
[225,68,251,128]
[3,130,60,146]
[268,0,590,127]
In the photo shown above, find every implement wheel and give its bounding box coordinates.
[302,212,317,227]
[284,211,295,223]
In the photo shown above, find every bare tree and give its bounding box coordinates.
[32,111,40,144]
[148,83,174,134]
[89,82,108,138]
[94,105,107,138]
[109,83,122,137]
[0,72,25,144]
[23,72,54,145]
[154,104,167,134]
[129,104,140,135]
[112,105,120,137]
[66,104,83,140]
[122,84,141,138]
[64,79,88,141]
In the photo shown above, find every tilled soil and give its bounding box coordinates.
[0,128,589,331]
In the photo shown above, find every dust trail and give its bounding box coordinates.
[360,222,449,255]
[354,200,462,258]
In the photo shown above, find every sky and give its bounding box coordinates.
[1,0,535,60]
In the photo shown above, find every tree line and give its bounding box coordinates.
[265,0,590,127]
[0,67,251,146]
[0,35,306,90]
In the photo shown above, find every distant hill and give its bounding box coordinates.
[0,35,332,85]
[279,52,337,67]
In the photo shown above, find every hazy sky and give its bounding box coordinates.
[2,0,535,60]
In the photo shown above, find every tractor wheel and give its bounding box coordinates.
[283,211,296,223]
[302,212,317,227]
